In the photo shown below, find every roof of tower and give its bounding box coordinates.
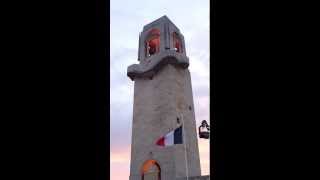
[143,15,180,32]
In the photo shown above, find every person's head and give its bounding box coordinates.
[201,120,207,126]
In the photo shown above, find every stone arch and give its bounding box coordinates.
[141,159,161,180]
[172,32,182,53]
[145,29,160,57]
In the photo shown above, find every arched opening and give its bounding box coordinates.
[145,29,160,57]
[172,32,182,53]
[141,159,161,180]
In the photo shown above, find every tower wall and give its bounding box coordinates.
[129,63,201,180]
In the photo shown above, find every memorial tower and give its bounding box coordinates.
[127,15,201,180]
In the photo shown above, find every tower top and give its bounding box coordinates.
[127,16,189,81]
[143,15,180,32]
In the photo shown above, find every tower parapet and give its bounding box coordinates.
[127,15,189,81]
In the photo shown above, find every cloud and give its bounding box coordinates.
[198,139,210,175]
[110,145,132,179]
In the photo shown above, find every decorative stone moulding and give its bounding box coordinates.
[127,50,189,80]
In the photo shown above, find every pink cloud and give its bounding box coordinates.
[198,139,210,175]
[110,146,131,179]
[110,163,130,180]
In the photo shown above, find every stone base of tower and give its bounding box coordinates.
[129,172,176,180]
[129,175,210,180]
[176,175,210,180]
[129,174,140,180]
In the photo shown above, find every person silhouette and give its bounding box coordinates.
[149,46,156,55]
[199,120,210,139]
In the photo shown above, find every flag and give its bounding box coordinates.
[156,126,183,147]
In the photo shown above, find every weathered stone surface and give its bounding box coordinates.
[176,175,210,180]
[128,16,202,180]
[127,50,189,80]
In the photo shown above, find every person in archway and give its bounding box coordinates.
[149,45,156,55]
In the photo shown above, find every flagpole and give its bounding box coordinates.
[181,113,189,180]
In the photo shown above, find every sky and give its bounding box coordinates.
[110,0,210,179]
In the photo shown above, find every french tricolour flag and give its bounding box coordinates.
[156,126,183,147]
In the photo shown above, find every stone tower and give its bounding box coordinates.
[127,16,201,180]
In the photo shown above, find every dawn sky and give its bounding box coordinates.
[110,0,210,179]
